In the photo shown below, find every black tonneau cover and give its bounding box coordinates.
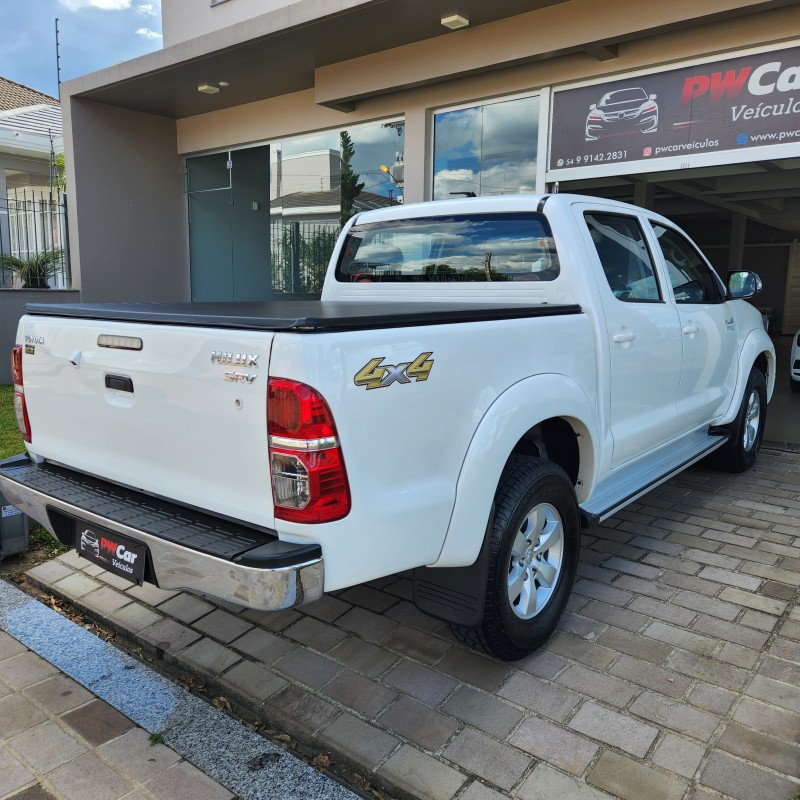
[23,300,582,332]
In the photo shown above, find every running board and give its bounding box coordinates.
[581,429,729,525]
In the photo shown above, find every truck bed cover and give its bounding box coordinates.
[23,300,582,332]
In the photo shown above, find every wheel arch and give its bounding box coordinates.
[432,374,599,568]
[717,328,775,426]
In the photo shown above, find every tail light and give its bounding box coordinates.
[268,377,350,523]
[11,345,31,443]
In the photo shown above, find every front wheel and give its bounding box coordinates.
[709,367,767,473]
[453,456,580,661]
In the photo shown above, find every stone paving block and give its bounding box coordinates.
[385,600,447,634]
[382,626,452,665]
[651,733,705,779]
[666,650,749,691]
[442,728,529,791]
[719,586,788,616]
[191,608,252,644]
[177,637,241,677]
[745,673,800,712]
[25,560,75,586]
[717,721,800,778]
[747,562,800,586]
[569,702,659,758]
[613,575,676,602]
[514,648,568,679]
[441,686,523,740]
[696,566,762,590]
[337,606,399,643]
[719,544,778,565]
[700,750,799,800]
[629,691,720,742]
[556,663,638,707]
[263,685,339,736]
[107,602,163,635]
[0,630,27,660]
[517,763,616,800]
[231,626,295,665]
[658,570,720,596]
[458,782,508,800]
[139,619,201,654]
[272,647,341,689]
[643,552,702,576]
[608,655,690,699]
[0,748,35,797]
[79,586,131,617]
[8,720,87,772]
[323,669,396,718]
[433,647,510,693]
[644,621,716,656]
[603,556,662,580]
[509,715,599,776]
[545,631,617,669]
[572,579,634,607]
[558,611,609,641]
[218,658,288,703]
[23,673,93,715]
[301,594,352,623]
[98,728,181,782]
[717,641,760,669]
[498,672,581,722]
[338,584,397,613]
[680,548,741,570]
[627,596,696,627]
[55,550,83,568]
[48,750,135,800]
[588,751,687,800]
[319,711,400,770]
[733,696,799,739]
[382,659,458,707]
[740,609,781,632]
[762,580,796,600]
[123,582,178,606]
[144,759,235,800]
[329,636,399,678]
[283,615,348,653]
[379,695,460,751]
[597,626,672,665]
[758,654,800,686]
[96,570,138,591]
[672,590,740,621]
[52,572,102,600]
[240,607,301,632]
[579,600,650,633]
[0,693,48,737]
[377,744,467,800]
[686,683,736,715]
[157,593,215,624]
[0,651,59,689]
[691,615,770,650]
[62,698,135,746]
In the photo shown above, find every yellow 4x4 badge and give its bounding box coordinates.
[354,352,434,390]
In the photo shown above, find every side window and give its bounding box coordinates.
[584,213,661,302]
[651,224,725,304]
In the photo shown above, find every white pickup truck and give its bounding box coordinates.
[0,194,775,660]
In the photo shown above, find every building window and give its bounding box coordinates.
[433,94,539,200]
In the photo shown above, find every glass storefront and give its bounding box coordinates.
[433,94,539,200]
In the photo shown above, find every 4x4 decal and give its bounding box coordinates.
[354,352,434,390]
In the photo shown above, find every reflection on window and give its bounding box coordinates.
[270,120,405,294]
[433,95,538,200]
[336,213,559,283]
[652,224,724,304]
[585,213,661,302]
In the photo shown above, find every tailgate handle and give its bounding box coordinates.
[105,374,134,393]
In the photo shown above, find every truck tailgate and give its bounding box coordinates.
[18,316,276,529]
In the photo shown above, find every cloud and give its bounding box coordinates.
[58,0,132,10]
[135,27,162,39]
[136,2,159,14]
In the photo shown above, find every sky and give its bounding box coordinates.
[0,0,163,99]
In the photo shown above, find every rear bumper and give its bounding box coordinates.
[0,454,323,611]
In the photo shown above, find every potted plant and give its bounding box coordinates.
[0,249,63,289]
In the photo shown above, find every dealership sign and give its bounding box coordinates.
[549,44,800,174]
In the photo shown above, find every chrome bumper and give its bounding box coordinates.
[0,456,323,611]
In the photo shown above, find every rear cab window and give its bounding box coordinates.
[336,213,560,283]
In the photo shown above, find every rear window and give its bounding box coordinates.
[336,213,559,283]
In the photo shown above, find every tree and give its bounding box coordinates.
[339,131,364,227]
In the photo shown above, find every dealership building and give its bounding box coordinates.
[55,0,800,427]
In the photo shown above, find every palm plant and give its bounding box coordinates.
[0,249,63,289]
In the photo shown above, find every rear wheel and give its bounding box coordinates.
[452,455,580,661]
[709,367,767,473]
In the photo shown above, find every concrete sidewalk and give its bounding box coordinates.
[16,448,800,800]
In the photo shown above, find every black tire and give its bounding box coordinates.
[452,455,580,661]
[790,377,800,394]
[708,368,767,473]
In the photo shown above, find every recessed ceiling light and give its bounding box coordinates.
[441,14,469,30]
[219,81,229,87]
[197,83,220,94]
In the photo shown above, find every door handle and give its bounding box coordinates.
[613,332,636,344]
[682,325,699,335]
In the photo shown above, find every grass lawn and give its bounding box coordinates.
[0,385,24,459]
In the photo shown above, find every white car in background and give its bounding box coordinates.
[791,330,800,392]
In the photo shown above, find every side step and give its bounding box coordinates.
[581,429,728,525]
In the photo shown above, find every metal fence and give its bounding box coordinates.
[270,220,339,295]
[0,191,70,289]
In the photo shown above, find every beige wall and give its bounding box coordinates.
[176,4,800,203]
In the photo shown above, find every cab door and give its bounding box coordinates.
[647,222,739,435]
[582,210,682,467]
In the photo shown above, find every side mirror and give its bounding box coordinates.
[589,103,597,110]
[727,271,762,299]
[649,94,657,101]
